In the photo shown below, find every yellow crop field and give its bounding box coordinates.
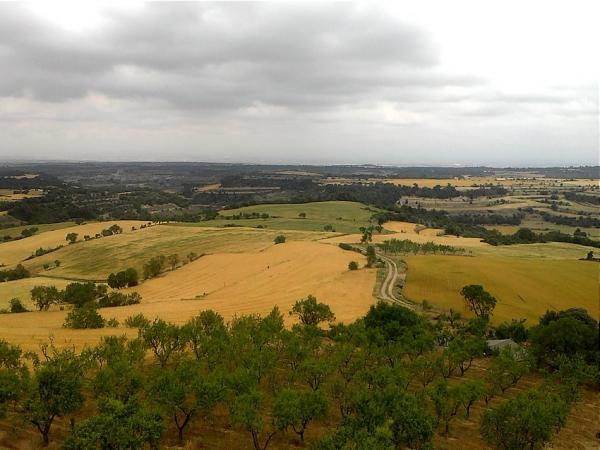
[0,240,376,351]
[22,225,329,280]
[0,220,147,267]
[322,221,487,248]
[403,255,598,324]
[0,277,71,310]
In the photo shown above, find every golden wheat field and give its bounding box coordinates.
[21,225,331,280]
[0,239,376,351]
[403,255,599,324]
[0,220,147,267]
[0,277,71,310]
[322,221,487,248]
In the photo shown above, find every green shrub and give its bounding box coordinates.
[124,313,150,329]
[98,292,142,308]
[348,261,359,270]
[274,235,286,244]
[9,298,28,313]
[63,304,105,329]
[106,318,120,328]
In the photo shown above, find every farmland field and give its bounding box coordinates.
[403,255,598,323]
[188,201,382,233]
[0,277,71,310]
[0,239,375,351]
[22,225,331,280]
[0,220,147,267]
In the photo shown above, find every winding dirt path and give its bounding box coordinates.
[377,253,414,309]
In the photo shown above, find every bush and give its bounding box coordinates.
[495,319,528,343]
[98,292,142,308]
[274,235,286,244]
[107,268,139,289]
[63,304,105,329]
[62,282,106,307]
[9,298,28,313]
[106,318,119,328]
[143,255,166,279]
[348,261,359,270]
[124,313,150,329]
[0,264,30,282]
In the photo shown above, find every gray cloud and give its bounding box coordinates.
[0,2,596,165]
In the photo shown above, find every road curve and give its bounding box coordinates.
[377,253,414,309]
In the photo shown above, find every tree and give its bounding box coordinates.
[143,255,166,279]
[366,245,377,267]
[231,390,284,450]
[63,303,105,329]
[31,285,61,311]
[65,232,78,244]
[107,268,139,289]
[63,399,164,450]
[0,340,28,416]
[274,235,286,244]
[149,360,225,442]
[480,388,569,450]
[298,212,306,218]
[183,310,228,370]
[495,319,528,342]
[529,308,598,365]
[390,393,435,449]
[454,378,485,417]
[24,350,84,446]
[167,254,180,270]
[428,379,461,435]
[62,282,105,307]
[273,389,328,441]
[460,284,497,318]
[348,261,359,270]
[140,319,185,367]
[289,295,335,327]
[9,297,28,313]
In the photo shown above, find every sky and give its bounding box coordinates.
[0,0,598,166]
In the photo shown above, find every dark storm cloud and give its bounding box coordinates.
[0,2,473,110]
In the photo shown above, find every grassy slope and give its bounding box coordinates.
[22,225,331,280]
[0,277,71,310]
[183,201,380,233]
[0,221,77,237]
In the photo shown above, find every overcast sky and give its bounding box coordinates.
[0,1,598,166]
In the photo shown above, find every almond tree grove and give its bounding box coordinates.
[0,301,597,448]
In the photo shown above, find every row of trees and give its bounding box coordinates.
[30,282,142,313]
[378,238,466,255]
[2,298,596,449]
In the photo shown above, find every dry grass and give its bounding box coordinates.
[0,240,376,351]
[323,221,487,248]
[403,255,598,324]
[23,225,329,280]
[0,220,147,267]
[0,277,71,310]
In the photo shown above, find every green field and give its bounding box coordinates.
[403,254,598,324]
[185,201,381,233]
[22,225,329,280]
